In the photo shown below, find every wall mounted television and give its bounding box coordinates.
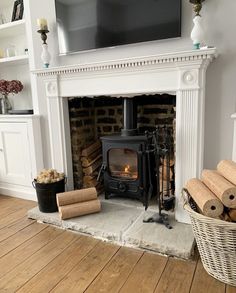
[55,0,181,55]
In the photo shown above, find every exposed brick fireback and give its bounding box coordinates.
[97,117,117,124]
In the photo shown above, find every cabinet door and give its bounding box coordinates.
[0,123,32,186]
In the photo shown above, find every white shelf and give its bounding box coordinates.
[0,55,28,66]
[0,19,26,38]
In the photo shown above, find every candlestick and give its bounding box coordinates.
[37,19,51,68]
[189,0,206,49]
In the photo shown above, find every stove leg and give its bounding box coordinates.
[104,192,110,200]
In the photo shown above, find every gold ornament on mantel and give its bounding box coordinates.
[189,0,206,49]
[190,0,205,16]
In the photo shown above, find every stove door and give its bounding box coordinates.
[108,148,138,180]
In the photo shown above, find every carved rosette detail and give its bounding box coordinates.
[182,71,197,86]
[46,81,58,97]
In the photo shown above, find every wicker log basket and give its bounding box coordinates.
[183,189,236,286]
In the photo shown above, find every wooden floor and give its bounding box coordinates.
[0,196,235,293]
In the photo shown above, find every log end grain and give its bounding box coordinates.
[186,178,223,218]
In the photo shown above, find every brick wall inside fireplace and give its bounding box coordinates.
[68,94,176,190]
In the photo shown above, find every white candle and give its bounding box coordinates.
[37,18,48,30]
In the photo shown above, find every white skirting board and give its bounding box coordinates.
[0,183,37,201]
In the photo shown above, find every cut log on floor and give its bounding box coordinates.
[217,160,236,186]
[186,178,224,218]
[58,199,101,220]
[81,141,101,157]
[57,188,97,206]
[83,158,102,175]
[201,170,236,208]
[81,154,102,168]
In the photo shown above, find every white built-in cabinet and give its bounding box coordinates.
[0,115,43,200]
[0,0,44,201]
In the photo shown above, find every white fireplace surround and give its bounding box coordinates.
[34,48,217,224]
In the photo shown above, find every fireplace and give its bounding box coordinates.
[34,48,217,223]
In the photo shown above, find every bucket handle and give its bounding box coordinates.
[32,180,36,189]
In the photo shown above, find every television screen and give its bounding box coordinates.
[55,0,181,54]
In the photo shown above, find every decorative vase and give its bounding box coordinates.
[0,95,12,114]
[41,44,51,68]
[191,15,205,49]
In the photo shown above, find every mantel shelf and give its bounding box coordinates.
[0,55,28,67]
[0,19,26,38]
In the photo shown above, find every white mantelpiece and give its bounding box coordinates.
[232,113,236,161]
[34,48,217,224]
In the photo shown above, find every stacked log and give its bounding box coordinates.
[80,141,103,194]
[56,187,101,220]
[159,158,175,196]
[185,160,236,221]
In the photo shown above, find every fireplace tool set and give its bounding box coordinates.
[143,126,175,229]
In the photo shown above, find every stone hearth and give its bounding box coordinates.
[28,196,195,259]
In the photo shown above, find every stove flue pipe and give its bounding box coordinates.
[121,98,137,136]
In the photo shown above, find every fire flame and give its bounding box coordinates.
[124,165,130,173]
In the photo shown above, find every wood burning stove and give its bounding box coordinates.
[98,98,153,203]
[100,134,150,201]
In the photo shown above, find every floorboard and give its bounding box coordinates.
[52,241,120,293]
[18,236,99,293]
[154,257,197,293]
[119,252,168,293]
[85,247,143,293]
[190,260,226,293]
[0,195,233,293]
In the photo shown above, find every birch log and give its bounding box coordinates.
[186,178,224,218]
[58,199,101,220]
[217,160,236,186]
[57,188,97,206]
[202,170,236,208]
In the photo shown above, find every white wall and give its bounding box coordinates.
[29,0,236,169]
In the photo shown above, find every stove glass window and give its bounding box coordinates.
[108,148,138,180]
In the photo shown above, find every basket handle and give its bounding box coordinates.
[181,188,191,207]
